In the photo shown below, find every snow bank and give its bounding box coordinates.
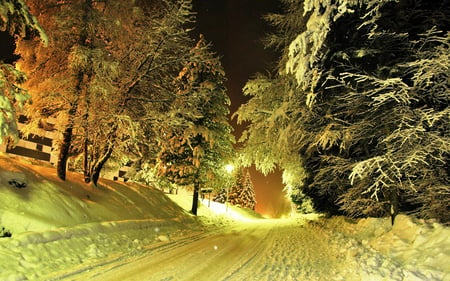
[324,215,450,281]
[0,154,195,235]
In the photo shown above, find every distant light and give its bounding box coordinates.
[225,164,234,174]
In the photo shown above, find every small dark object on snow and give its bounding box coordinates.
[0,227,12,238]
[8,179,27,189]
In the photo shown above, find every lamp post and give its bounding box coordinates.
[225,164,234,212]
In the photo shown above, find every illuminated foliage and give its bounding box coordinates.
[0,0,45,145]
[15,0,196,184]
[16,0,119,181]
[227,168,256,210]
[0,0,46,42]
[0,64,28,144]
[213,188,227,204]
[157,35,235,215]
[78,0,197,185]
[237,0,450,223]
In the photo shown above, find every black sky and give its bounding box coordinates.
[0,32,17,63]
[192,1,280,116]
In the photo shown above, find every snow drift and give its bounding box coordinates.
[0,154,195,235]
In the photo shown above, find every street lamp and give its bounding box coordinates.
[225,164,234,212]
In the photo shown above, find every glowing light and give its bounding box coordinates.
[225,164,234,174]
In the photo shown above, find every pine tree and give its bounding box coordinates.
[232,168,257,210]
[83,0,198,185]
[236,0,450,223]
[213,188,227,204]
[78,0,197,185]
[0,62,28,145]
[0,0,46,42]
[0,0,45,145]
[16,0,119,181]
[234,0,308,202]
[157,35,235,215]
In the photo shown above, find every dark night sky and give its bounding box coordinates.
[192,0,292,217]
[192,0,280,130]
[0,32,17,63]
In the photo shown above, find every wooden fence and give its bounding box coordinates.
[0,119,127,182]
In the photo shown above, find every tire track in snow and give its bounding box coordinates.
[70,219,362,281]
[222,220,351,281]
[50,229,214,280]
[77,225,270,281]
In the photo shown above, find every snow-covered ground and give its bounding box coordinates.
[0,154,449,281]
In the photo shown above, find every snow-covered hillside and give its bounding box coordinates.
[0,154,198,233]
[0,154,199,279]
[0,153,449,281]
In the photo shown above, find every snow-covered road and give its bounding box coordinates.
[2,215,447,281]
[68,219,363,281]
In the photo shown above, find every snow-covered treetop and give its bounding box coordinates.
[0,0,47,44]
[286,0,396,107]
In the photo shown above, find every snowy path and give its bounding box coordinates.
[2,215,447,281]
[64,219,363,281]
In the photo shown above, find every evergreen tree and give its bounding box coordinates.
[234,0,308,203]
[236,0,450,223]
[213,188,227,204]
[0,0,46,41]
[228,168,256,210]
[0,0,45,145]
[82,0,198,185]
[157,35,235,215]
[0,59,29,145]
[241,169,257,210]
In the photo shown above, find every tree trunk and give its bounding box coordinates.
[389,188,399,226]
[91,143,114,186]
[83,138,91,183]
[56,126,73,181]
[56,93,80,181]
[191,181,200,215]
[57,70,83,181]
